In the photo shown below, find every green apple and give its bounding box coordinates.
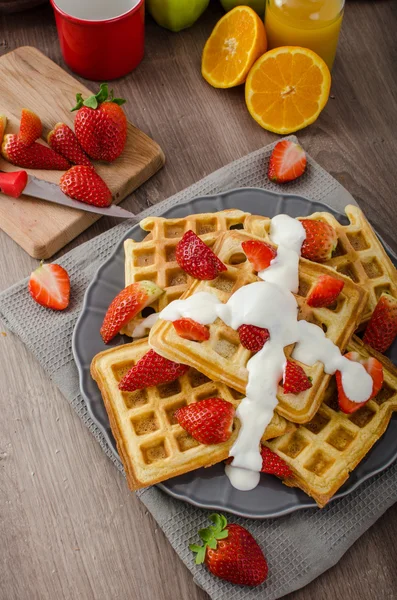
[220,0,266,18]
[147,0,210,32]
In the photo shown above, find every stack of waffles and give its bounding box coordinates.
[91,206,397,507]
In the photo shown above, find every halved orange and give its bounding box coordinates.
[202,6,267,89]
[245,47,331,134]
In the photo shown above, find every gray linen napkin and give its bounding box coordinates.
[1,137,396,600]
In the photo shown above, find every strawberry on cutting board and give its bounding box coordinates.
[1,134,70,170]
[60,165,112,208]
[18,109,43,146]
[48,123,91,167]
[176,230,227,280]
[300,219,338,262]
[363,293,397,353]
[175,398,235,445]
[283,360,312,394]
[71,83,127,162]
[336,351,384,414]
[28,262,70,310]
[261,446,292,478]
[173,318,210,341]
[100,281,164,344]
[306,274,344,308]
[242,239,277,272]
[238,324,270,352]
[268,140,307,183]
[190,513,268,586]
[118,349,189,392]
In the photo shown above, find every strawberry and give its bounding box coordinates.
[0,114,7,141]
[190,513,268,586]
[176,230,227,280]
[28,262,70,311]
[71,83,127,162]
[283,360,312,394]
[100,281,164,344]
[260,446,292,478]
[173,318,210,342]
[1,134,70,170]
[363,293,397,353]
[18,109,43,146]
[238,324,270,352]
[300,219,338,263]
[336,351,384,414]
[242,240,277,272]
[268,140,307,183]
[0,170,28,198]
[48,123,91,166]
[175,398,234,444]
[59,165,112,208]
[307,274,344,308]
[119,349,189,392]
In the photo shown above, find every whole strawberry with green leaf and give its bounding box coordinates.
[190,513,268,586]
[71,83,127,162]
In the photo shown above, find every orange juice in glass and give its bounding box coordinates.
[265,0,344,70]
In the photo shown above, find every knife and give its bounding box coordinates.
[0,170,137,219]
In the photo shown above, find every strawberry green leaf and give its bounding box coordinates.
[198,528,213,543]
[215,530,228,540]
[71,93,84,112]
[207,538,217,550]
[112,98,126,106]
[95,83,109,104]
[189,543,206,565]
[83,96,98,109]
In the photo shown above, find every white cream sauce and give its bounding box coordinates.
[132,313,160,338]
[157,214,373,491]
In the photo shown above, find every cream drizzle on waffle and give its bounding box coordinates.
[158,214,373,491]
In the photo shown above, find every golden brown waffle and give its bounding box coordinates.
[149,229,368,424]
[245,205,397,325]
[266,336,397,507]
[91,339,294,490]
[121,209,249,337]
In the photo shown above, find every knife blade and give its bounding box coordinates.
[1,171,137,219]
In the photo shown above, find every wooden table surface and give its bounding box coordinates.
[1,2,396,599]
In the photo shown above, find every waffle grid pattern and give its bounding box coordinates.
[121,210,249,336]
[266,336,397,507]
[91,339,293,489]
[149,229,368,423]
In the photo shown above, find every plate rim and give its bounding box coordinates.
[72,187,397,519]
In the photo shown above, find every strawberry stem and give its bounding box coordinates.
[71,83,126,112]
[189,513,229,565]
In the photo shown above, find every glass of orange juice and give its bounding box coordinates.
[265,0,344,70]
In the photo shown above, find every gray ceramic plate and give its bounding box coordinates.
[73,188,397,518]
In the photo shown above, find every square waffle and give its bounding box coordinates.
[266,336,397,507]
[90,339,294,490]
[245,205,397,325]
[121,209,249,336]
[149,229,369,424]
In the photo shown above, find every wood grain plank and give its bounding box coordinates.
[0,2,396,600]
[0,46,164,259]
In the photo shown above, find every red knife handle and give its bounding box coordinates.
[0,170,28,198]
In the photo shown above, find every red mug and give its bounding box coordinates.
[50,0,145,80]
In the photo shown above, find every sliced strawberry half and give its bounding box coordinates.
[363,293,397,353]
[18,109,43,146]
[238,324,270,352]
[100,281,164,344]
[283,360,312,394]
[28,262,70,311]
[119,349,189,392]
[173,318,210,342]
[260,446,292,478]
[307,274,344,308]
[175,398,235,445]
[241,240,277,272]
[300,219,338,263]
[176,230,227,280]
[268,140,307,184]
[336,351,384,414]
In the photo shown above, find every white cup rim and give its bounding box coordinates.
[51,0,143,24]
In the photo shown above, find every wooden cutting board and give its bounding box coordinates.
[0,47,165,259]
